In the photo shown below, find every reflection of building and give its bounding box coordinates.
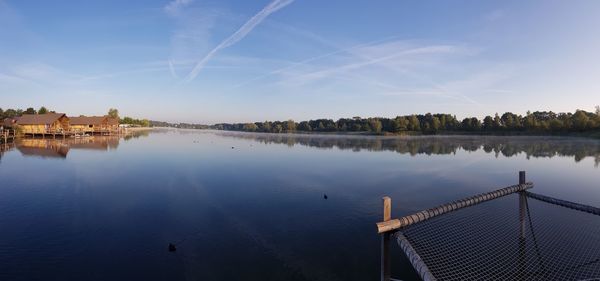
[0,143,15,162]
[16,113,70,134]
[17,139,69,158]
[69,136,120,151]
[14,136,121,158]
[69,116,119,134]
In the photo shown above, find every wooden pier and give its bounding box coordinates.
[20,129,124,139]
[1,130,16,144]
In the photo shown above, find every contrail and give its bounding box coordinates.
[168,60,179,79]
[231,35,401,88]
[184,0,294,82]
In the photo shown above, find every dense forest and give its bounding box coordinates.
[213,108,600,136]
[0,107,151,127]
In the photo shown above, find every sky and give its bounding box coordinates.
[1,0,599,123]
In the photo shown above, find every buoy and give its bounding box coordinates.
[168,243,177,252]
[324,194,328,200]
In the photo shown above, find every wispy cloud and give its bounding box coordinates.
[231,36,402,88]
[184,0,294,82]
[276,44,465,86]
[164,0,194,16]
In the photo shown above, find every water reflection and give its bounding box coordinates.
[217,132,600,166]
[0,130,151,160]
[17,139,70,158]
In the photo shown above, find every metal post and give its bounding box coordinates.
[381,196,391,281]
[519,171,526,238]
[518,171,526,280]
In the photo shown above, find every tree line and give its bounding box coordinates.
[108,108,151,127]
[0,106,52,119]
[150,120,209,129]
[213,108,600,135]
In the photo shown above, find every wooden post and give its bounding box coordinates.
[381,196,391,281]
[519,171,526,186]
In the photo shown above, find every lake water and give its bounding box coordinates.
[0,129,599,281]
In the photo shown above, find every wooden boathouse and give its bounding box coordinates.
[69,116,119,135]
[15,113,71,138]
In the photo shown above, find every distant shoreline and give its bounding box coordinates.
[125,127,154,132]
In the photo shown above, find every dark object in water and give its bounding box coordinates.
[168,243,176,252]
[231,146,235,149]
[324,194,328,200]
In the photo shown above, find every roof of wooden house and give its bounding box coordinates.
[16,113,67,125]
[3,117,19,127]
[69,116,108,125]
[107,117,119,125]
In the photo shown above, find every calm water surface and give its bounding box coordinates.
[0,129,599,281]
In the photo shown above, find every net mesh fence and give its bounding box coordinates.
[397,192,600,281]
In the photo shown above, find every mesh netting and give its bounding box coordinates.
[398,193,600,281]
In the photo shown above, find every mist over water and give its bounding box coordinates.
[0,129,599,281]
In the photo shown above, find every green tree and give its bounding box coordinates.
[396,117,408,131]
[284,120,296,132]
[24,107,36,115]
[549,119,563,131]
[4,109,17,118]
[368,119,382,134]
[431,117,441,132]
[108,108,119,119]
[408,115,420,131]
[493,113,501,129]
[483,116,494,131]
[38,106,48,114]
[317,122,325,131]
[298,121,311,131]
[572,110,589,131]
[243,123,258,131]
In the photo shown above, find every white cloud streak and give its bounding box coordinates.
[184,0,294,82]
[278,45,461,86]
[164,0,194,16]
[168,60,179,79]
[231,36,402,88]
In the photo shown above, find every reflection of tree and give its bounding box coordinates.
[218,132,600,166]
[123,130,151,141]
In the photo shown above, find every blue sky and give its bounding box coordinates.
[1,0,599,123]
